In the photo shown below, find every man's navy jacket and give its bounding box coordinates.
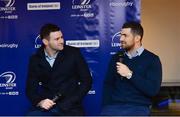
[26,45,92,114]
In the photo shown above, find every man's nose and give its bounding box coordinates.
[59,39,64,43]
[120,36,124,41]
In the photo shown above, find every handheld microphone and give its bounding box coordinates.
[119,57,123,63]
[39,92,62,111]
[52,92,62,102]
[117,50,125,80]
[118,50,125,63]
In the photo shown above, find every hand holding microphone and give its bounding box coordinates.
[38,92,62,110]
[52,92,62,102]
[38,99,56,110]
[116,62,129,76]
[116,51,133,79]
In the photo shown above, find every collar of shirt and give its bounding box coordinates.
[125,46,144,59]
[44,50,58,67]
[44,50,58,60]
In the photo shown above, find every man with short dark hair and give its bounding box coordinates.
[26,23,92,116]
[101,22,162,116]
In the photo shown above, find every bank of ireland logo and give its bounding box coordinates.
[1,0,15,7]
[111,32,121,48]
[34,35,42,48]
[0,71,16,89]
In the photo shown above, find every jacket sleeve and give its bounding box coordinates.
[129,56,162,97]
[26,56,44,106]
[58,49,92,110]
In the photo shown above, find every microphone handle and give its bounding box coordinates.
[39,93,62,111]
[52,92,62,102]
[118,57,124,80]
[52,95,59,102]
[119,58,123,63]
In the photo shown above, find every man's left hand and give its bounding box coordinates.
[116,62,132,78]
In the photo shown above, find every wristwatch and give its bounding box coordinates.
[126,71,133,79]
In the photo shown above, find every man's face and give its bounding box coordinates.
[120,28,136,51]
[46,31,64,51]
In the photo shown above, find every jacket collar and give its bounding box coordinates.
[35,46,65,69]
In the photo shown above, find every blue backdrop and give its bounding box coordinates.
[0,0,140,115]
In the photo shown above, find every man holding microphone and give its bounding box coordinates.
[101,21,162,116]
[26,23,92,116]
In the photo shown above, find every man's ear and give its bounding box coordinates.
[42,39,48,46]
[135,35,141,42]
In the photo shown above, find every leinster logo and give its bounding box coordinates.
[111,32,121,48]
[72,0,91,5]
[1,0,15,7]
[72,0,92,10]
[0,0,16,14]
[0,71,16,89]
[71,0,94,17]
[34,35,42,48]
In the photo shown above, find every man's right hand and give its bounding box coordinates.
[37,99,56,110]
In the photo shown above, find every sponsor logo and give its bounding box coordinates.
[0,14,18,19]
[34,35,42,48]
[0,91,19,95]
[72,0,91,5]
[0,0,16,13]
[71,12,94,18]
[111,32,121,48]
[83,12,94,17]
[0,0,18,19]
[110,1,133,7]
[0,71,16,90]
[0,43,18,48]
[88,90,95,94]
[72,0,92,10]
[71,0,94,18]
[66,40,99,48]
[1,0,15,7]
[27,2,60,10]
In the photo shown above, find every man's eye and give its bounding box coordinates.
[121,34,126,37]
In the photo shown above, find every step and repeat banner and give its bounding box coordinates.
[0,0,140,115]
